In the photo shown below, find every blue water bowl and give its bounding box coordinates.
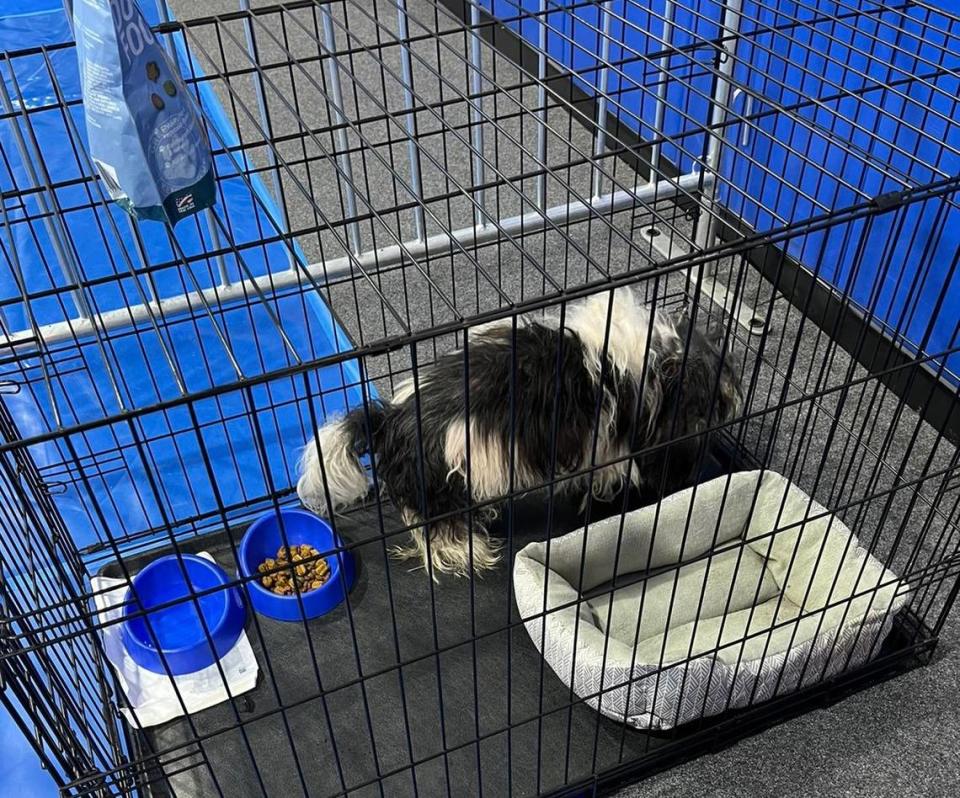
[121,554,246,675]
[238,508,355,622]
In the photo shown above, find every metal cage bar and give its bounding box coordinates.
[0,1,959,796]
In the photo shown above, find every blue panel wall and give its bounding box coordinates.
[483,0,960,379]
[726,1,960,379]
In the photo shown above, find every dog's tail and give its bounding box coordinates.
[296,406,384,516]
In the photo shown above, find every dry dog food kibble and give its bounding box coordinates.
[257,544,331,595]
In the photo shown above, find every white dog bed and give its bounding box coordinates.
[513,470,906,729]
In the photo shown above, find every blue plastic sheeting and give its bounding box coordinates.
[726,0,960,380]
[0,701,56,798]
[483,0,721,182]
[0,1,364,554]
[483,0,960,380]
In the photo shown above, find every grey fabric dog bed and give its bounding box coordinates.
[513,471,906,729]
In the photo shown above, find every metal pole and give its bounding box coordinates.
[535,0,548,211]
[468,1,487,227]
[676,0,765,335]
[591,2,613,200]
[694,0,743,254]
[0,173,708,352]
[319,3,363,256]
[649,0,676,184]
[397,0,427,241]
[239,0,295,268]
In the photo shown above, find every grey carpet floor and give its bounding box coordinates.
[166,2,960,795]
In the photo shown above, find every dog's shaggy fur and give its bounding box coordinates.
[297,289,743,576]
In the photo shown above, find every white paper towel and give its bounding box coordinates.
[92,552,259,728]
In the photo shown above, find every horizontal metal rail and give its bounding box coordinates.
[0,172,708,354]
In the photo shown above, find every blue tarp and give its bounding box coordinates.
[0,0,364,554]
[0,694,56,798]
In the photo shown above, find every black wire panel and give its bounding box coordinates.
[0,1,959,796]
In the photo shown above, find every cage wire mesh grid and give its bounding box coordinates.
[0,0,959,795]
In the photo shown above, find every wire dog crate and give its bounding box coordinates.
[2,0,960,795]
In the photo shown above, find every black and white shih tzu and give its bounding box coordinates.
[296,288,743,577]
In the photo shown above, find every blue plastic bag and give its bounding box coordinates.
[70,0,215,224]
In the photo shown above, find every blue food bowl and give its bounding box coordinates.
[238,508,355,621]
[121,554,246,675]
